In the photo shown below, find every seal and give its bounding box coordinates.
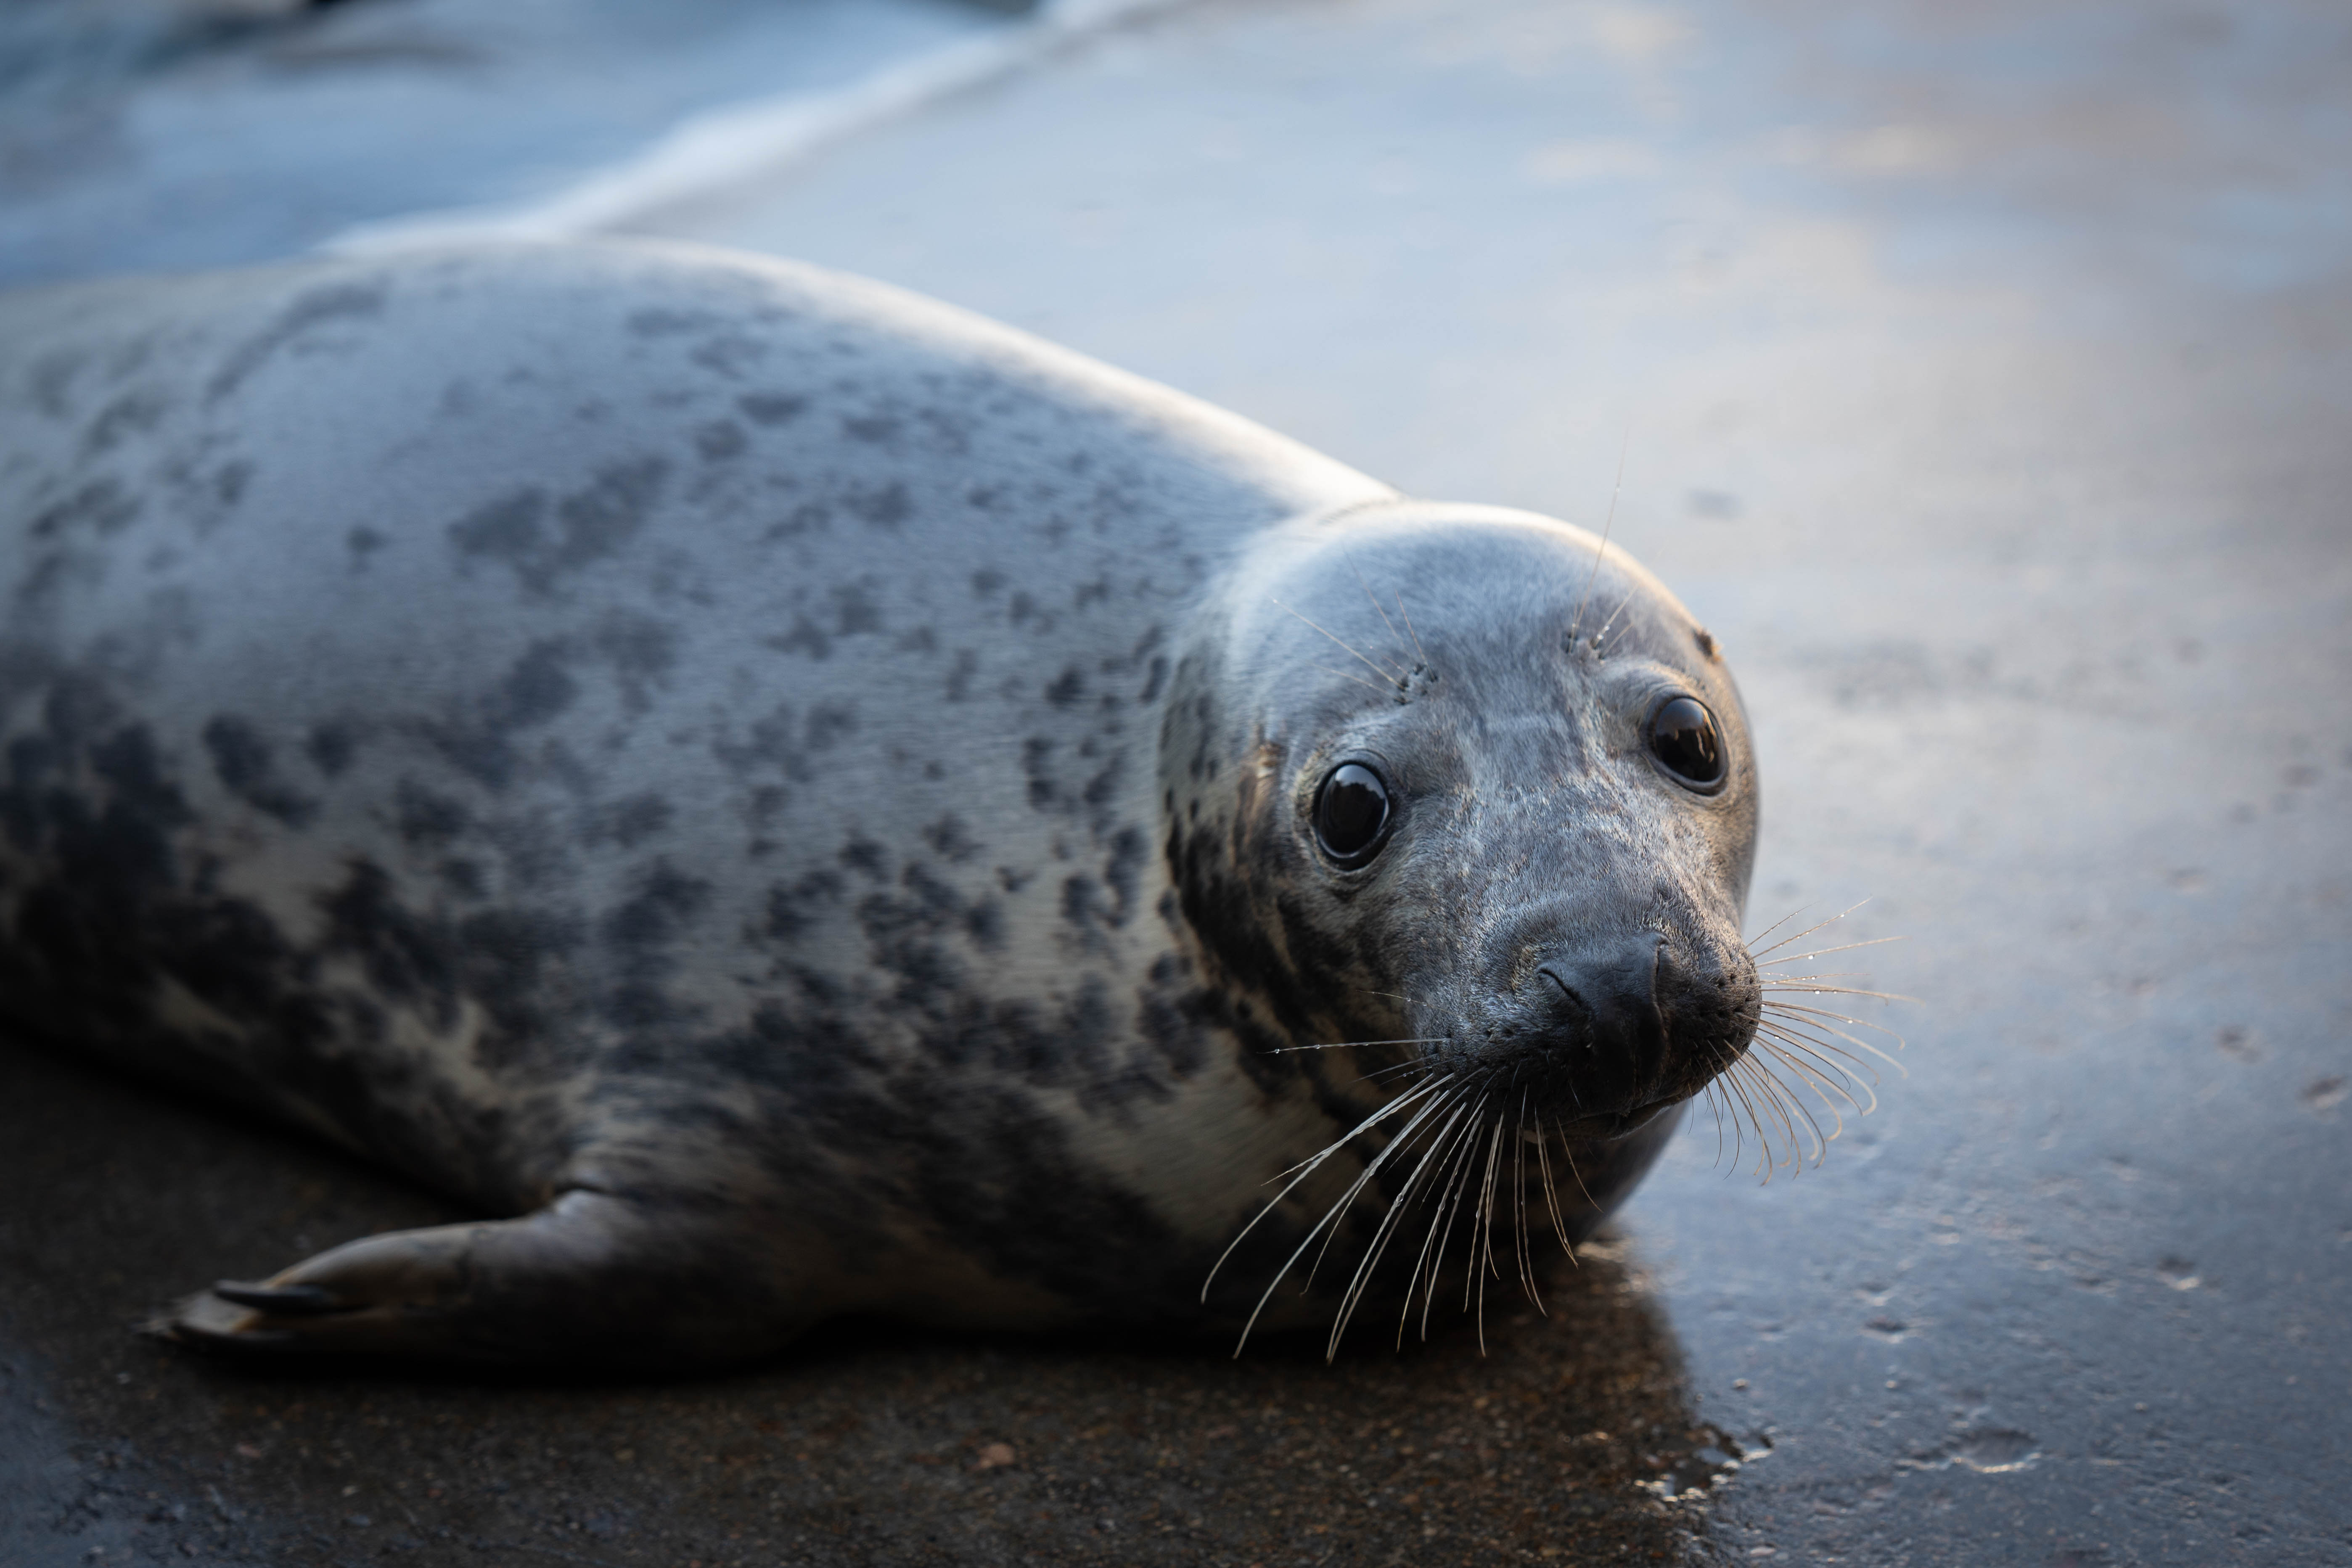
[0,241,1774,1367]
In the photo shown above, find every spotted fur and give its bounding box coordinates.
[0,243,1759,1365]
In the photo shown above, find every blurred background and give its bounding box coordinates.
[3,1,2348,1564]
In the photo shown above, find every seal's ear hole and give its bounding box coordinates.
[1314,762,1394,867]
[1647,695,1728,791]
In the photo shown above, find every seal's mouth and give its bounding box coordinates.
[1549,1095,1683,1143]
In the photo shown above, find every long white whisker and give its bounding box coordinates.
[1324,1088,1479,1360]
[1757,936,1907,966]
[1201,1074,1451,1303]
[1413,1092,1491,1344]
[1747,900,1872,960]
[1226,1078,1468,1356]
[1393,591,1429,666]
[1568,416,1631,645]
[1275,599,1405,690]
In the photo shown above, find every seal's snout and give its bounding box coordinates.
[1533,938,1669,1108]
[1465,923,1760,1133]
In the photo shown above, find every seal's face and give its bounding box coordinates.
[1164,504,1760,1139]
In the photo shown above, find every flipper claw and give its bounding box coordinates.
[212,1281,344,1316]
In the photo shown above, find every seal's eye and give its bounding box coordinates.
[1648,695,1727,790]
[1314,762,1393,866]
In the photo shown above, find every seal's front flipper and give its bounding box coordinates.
[156,1189,807,1368]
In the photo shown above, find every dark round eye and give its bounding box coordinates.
[1314,762,1393,865]
[1647,695,1727,790]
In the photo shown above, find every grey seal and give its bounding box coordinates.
[0,241,1775,1366]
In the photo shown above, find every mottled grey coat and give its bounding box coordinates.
[0,243,1758,1364]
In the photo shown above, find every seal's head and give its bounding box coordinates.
[1164,502,1760,1140]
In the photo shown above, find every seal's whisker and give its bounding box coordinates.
[1397,1098,1481,1349]
[1754,1037,1869,1130]
[1413,1093,1491,1344]
[1202,1074,1452,1306]
[1260,1072,1452,1184]
[1709,1076,1739,1168]
[1747,899,1873,960]
[1512,1093,1545,1312]
[1749,1047,1839,1162]
[1756,1006,1903,1069]
[1567,417,1631,645]
[1275,598,1407,690]
[1745,1052,1814,1160]
[1310,660,1401,699]
[1755,1013,1884,1084]
[1470,1113,1508,1354]
[1589,592,1634,653]
[1750,1054,1829,1169]
[1296,1081,1469,1297]
[1754,1024,1880,1118]
[1393,590,1429,666]
[1758,1004,1910,1073]
[1696,1039,1752,1174]
[1273,1037,1445,1053]
[1553,1116,1600,1209]
[1531,1108,1577,1261]
[1742,903,1812,952]
[1768,1001,1910,1048]
[1341,548,1416,677]
[1225,1076,1466,1356]
[1757,936,1907,966]
[1326,1087,1479,1360]
[1397,1096,1483,1347]
[1716,1058,1782,1181]
[1764,982,1917,1006]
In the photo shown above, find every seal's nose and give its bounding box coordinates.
[1535,937,1669,1107]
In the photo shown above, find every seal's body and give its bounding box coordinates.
[0,244,1760,1364]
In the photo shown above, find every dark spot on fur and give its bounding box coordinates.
[603,861,711,952]
[768,614,831,661]
[839,838,889,881]
[1022,738,1057,811]
[1045,666,1085,708]
[445,459,667,595]
[738,392,807,427]
[971,568,1006,597]
[832,582,884,637]
[305,721,360,778]
[846,481,910,529]
[696,422,747,462]
[588,792,673,849]
[923,814,979,864]
[1062,875,1101,930]
[394,779,469,847]
[201,716,317,828]
[843,415,898,444]
[627,308,707,337]
[207,283,385,403]
[805,703,856,752]
[82,389,166,454]
[762,869,844,943]
[945,650,978,702]
[29,479,140,540]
